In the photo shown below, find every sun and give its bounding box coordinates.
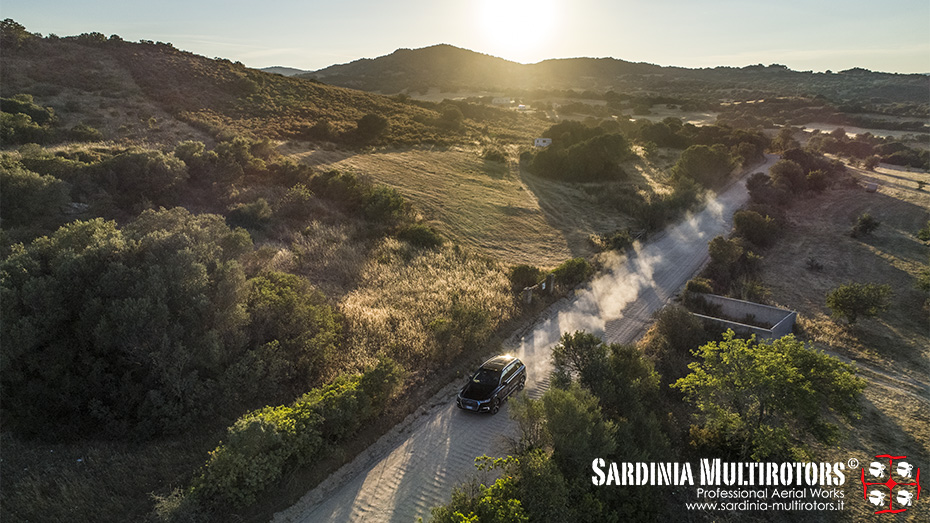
[478,0,558,62]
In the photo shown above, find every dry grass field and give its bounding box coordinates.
[282,143,674,268]
[757,162,929,521]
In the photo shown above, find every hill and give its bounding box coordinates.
[302,43,667,94]
[259,66,312,76]
[0,25,528,147]
[302,44,930,107]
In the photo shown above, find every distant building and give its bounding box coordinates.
[492,97,513,105]
[534,138,552,148]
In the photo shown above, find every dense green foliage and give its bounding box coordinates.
[309,170,408,224]
[732,209,780,247]
[551,257,594,287]
[508,264,544,291]
[825,282,893,324]
[673,330,865,460]
[0,94,57,145]
[396,223,444,249]
[1,209,252,437]
[0,156,70,228]
[808,127,929,170]
[704,235,761,292]
[526,121,635,182]
[671,144,735,188]
[748,148,846,206]
[193,358,404,507]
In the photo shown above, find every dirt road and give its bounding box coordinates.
[273,156,777,523]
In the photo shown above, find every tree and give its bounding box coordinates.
[672,144,735,188]
[825,282,892,324]
[673,331,865,460]
[1,209,252,438]
[356,113,389,142]
[770,127,799,153]
[733,209,779,247]
[769,158,806,194]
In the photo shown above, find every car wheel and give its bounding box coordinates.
[490,399,500,414]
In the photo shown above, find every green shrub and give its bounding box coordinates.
[509,264,544,290]
[363,185,407,223]
[90,149,189,208]
[1,209,252,438]
[192,359,404,507]
[672,144,735,188]
[917,220,930,242]
[243,271,340,400]
[826,282,892,324]
[397,223,443,249]
[851,213,880,237]
[733,209,779,247]
[552,258,594,287]
[0,158,70,227]
[227,198,272,230]
[69,123,103,141]
[1,94,56,125]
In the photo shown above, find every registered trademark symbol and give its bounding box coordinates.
[848,458,859,469]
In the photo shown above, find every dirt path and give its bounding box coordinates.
[272,156,777,523]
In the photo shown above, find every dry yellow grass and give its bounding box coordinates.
[758,162,929,519]
[285,144,670,268]
[340,238,515,369]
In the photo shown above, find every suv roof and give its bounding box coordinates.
[480,355,517,372]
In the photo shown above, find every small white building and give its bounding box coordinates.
[534,138,552,148]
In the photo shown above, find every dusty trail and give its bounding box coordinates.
[273,156,777,523]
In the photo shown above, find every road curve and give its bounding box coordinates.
[273,155,777,523]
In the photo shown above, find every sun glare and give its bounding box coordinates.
[478,0,557,62]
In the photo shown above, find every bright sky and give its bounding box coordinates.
[3,0,929,73]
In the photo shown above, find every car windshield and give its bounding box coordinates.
[472,368,501,386]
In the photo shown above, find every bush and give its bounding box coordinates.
[363,185,407,223]
[529,132,634,182]
[552,257,594,287]
[673,331,865,460]
[192,359,404,507]
[851,213,880,237]
[227,198,272,230]
[355,113,389,143]
[397,223,443,249]
[672,144,735,188]
[69,123,103,141]
[826,282,892,324]
[733,209,779,247]
[241,271,341,400]
[509,264,544,290]
[90,149,189,208]
[0,158,70,227]
[1,209,252,438]
[275,183,314,219]
[917,220,930,242]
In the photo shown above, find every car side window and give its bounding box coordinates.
[502,363,516,382]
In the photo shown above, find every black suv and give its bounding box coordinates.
[456,355,527,414]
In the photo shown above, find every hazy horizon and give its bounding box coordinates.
[4,0,929,74]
